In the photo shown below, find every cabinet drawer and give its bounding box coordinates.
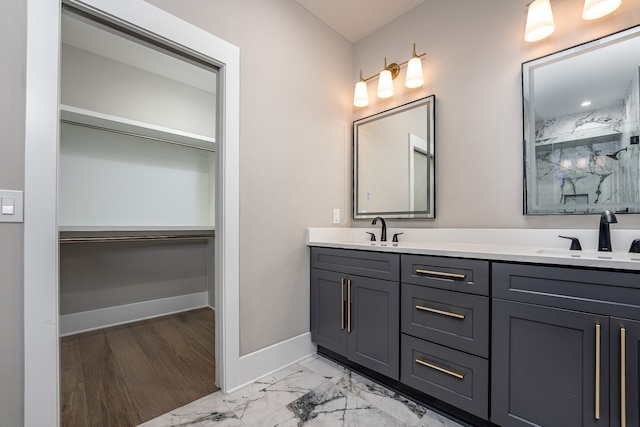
[493,262,640,321]
[311,247,399,281]
[401,284,489,358]
[401,334,488,419]
[401,254,489,296]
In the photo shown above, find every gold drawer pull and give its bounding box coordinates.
[415,269,466,280]
[347,279,352,333]
[416,305,465,319]
[621,327,626,427]
[415,358,465,379]
[595,323,601,420]
[341,279,345,331]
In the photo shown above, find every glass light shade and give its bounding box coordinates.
[353,81,369,107]
[405,57,424,88]
[582,0,621,19]
[377,69,394,98]
[524,0,555,42]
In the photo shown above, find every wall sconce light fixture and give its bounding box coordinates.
[582,0,622,19]
[524,0,622,42]
[525,0,555,42]
[353,43,426,107]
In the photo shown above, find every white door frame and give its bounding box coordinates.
[408,132,429,211]
[24,1,240,424]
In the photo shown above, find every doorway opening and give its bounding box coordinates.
[58,6,219,424]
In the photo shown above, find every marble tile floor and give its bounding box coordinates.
[139,354,465,427]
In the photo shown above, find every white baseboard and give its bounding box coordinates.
[59,291,209,336]
[230,332,316,393]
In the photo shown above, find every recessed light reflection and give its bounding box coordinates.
[581,101,592,107]
[576,157,588,168]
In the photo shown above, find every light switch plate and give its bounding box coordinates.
[1,199,15,215]
[0,190,23,223]
[332,208,340,224]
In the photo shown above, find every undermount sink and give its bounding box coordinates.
[536,249,640,261]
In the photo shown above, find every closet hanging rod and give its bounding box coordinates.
[59,233,214,244]
[61,119,215,152]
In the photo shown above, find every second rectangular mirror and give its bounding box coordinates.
[354,96,435,219]
[523,25,640,215]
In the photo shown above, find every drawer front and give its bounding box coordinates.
[401,334,489,419]
[401,254,489,296]
[493,262,640,320]
[401,284,489,358]
[311,247,400,281]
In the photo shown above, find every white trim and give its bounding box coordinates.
[24,1,61,425]
[230,333,316,393]
[59,292,209,336]
[408,132,428,211]
[24,0,241,424]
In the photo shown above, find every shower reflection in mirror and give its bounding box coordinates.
[523,25,640,214]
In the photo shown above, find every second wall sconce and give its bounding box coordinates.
[353,43,426,107]
[525,0,622,42]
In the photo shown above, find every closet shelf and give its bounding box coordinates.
[59,226,215,243]
[60,104,216,151]
[59,226,215,232]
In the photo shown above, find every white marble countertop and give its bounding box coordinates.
[307,227,640,271]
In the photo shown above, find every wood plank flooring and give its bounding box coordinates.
[61,308,217,426]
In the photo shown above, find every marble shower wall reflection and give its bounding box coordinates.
[535,138,623,211]
[533,73,640,214]
[624,67,640,204]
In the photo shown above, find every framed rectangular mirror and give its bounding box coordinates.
[523,25,640,215]
[353,96,435,219]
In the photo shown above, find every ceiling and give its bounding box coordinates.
[295,0,426,43]
[532,32,640,121]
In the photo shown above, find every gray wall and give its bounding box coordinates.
[0,0,25,425]
[60,240,209,314]
[61,43,217,139]
[145,0,355,356]
[353,0,640,230]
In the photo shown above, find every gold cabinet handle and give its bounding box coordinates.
[595,323,601,420]
[341,279,345,330]
[416,304,465,319]
[347,279,352,333]
[621,327,626,427]
[415,269,466,280]
[415,358,465,379]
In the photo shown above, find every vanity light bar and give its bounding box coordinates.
[353,43,426,107]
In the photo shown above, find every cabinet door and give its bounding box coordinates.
[348,275,400,380]
[610,318,640,427]
[310,268,347,357]
[492,299,610,427]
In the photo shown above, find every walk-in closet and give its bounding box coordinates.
[58,7,218,425]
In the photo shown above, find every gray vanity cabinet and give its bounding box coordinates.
[491,262,640,427]
[400,255,490,419]
[310,247,400,380]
